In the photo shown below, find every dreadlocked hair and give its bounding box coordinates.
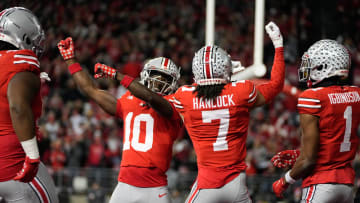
[193,84,226,99]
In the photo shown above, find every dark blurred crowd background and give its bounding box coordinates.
[1,0,360,202]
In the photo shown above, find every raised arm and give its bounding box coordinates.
[94,63,174,118]
[253,22,285,107]
[57,37,117,116]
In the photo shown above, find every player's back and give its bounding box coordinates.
[0,49,42,133]
[172,81,257,168]
[297,85,360,186]
[0,49,41,181]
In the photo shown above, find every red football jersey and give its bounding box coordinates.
[116,91,182,187]
[171,81,257,188]
[297,86,360,187]
[0,49,42,181]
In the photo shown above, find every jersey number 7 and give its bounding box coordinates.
[202,109,230,151]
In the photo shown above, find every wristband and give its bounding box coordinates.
[120,75,135,88]
[68,63,82,75]
[20,137,40,159]
[285,170,296,184]
[273,39,283,48]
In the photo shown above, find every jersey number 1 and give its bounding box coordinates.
[123,112,154,152]
[340,106,352,152]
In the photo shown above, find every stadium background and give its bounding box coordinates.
[1,0,360,202]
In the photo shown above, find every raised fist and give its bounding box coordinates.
[265,22,283,48]
[231,60,245,74]
[13,156,40,182]
[94,63,117,79]
[57,37,75,60]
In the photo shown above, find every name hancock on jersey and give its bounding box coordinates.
[193,94,235,110]
[328,91,360,104]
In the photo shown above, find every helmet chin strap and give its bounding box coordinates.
[307,80,313,88]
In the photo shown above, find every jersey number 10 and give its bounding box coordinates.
[123,112,154,152]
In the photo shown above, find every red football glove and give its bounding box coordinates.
[271,149,300,168]
[57,37,75,60]
[94,63,117,79]
[272,177,289,198]
[13,156,40,182]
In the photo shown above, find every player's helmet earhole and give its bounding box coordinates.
[24,35,31,45]
[316,64,326,71]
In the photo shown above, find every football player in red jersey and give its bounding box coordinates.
[272,40,359,202]
[88,21,284,203]
[167,21,285,203]
[57,37,182,203]
[100,21,285,203]
[0,7,59,203]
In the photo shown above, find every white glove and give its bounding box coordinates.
[231,60,245,74]
[265,21,283,48]
[40,72,51,81]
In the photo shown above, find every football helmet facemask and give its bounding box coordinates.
[0,7,45,57]
[192,45,232,86]
[140,57,180,95]
[299,39,350,87]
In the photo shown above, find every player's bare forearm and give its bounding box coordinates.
[65,58,77,67]
[66,59,117,115]
[7,72,39,141]
[254,47,285,107]
[289,114,319,179]
[288,154,315,180]
[115,73,173,118]
[9,102,36,142]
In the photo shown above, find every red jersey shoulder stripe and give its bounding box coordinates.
[298,98,320,103]
[13,54,40,68]
[298,97,321,108]
[248,85,257,103]
[169,97,181,105]
[297,104,321,108]
[14,60,40,68]
[14,54,39,62]
[249,85,256,98]
[169,97,183,109]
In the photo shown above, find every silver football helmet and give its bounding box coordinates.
[140,57,181,95]
[0,7,45,57]
[192,45,232,85]
[299,39,350,87]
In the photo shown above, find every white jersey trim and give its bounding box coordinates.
[248,93,257,103]
[169,98,181,105]
[298,98,320,103]
[297,104,321,108]
[14,54,39,62]
[173,104,184,109]
[249,85,256,98]
[14,60,40,68]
